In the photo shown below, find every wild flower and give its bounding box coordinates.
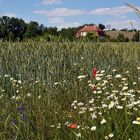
[16,90,19,93]
[92,68,97,78]
[89,107,94,112]
[73,63,78,66]
[106,75,112,79]
[77,75,87,79]
[91,113,97,119]
[116,106,123,109]
[137,67,140,70]
[4,74,10,77]
[18,80,22,84]
[91,126,96,131]
[38,95,41,99]
[78,111,85,114]
[132,121,140,124]
[73,106,77,109]
[102,104,108,108]
[27,93,31,97]
[96,77,101,81]
[0,95,3,98]
[16,96,21,100]
[17,105,25,112]
[122,86,128,91]
[11,96,16,99]
[108,101,115,109]
[50,125,55,128]
[77,102,84,106]
[136,117,140,121]
[115,74,122,78]
[105,136,109,140]
[100,70,105,73]
[90,84,96,91]
[125,71,129,74]
[68,123,77,129]
[113,69,117,72]
[89,99,94,104]
[80,107,87,111]
[10,77,14,81]
[108,133,114,138]
[101,118,107,124]
[122,78,127,81]
[73,100,77,103]
[133,82,137,85]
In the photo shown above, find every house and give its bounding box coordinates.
[76,25,105,37]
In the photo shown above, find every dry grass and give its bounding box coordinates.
[105,31,135,40]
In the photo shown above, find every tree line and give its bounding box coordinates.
[0,16,139,42]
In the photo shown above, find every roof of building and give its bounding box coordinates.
[78,25,103,32]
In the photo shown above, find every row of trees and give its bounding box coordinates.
[0,16,106,41]
[0,16,139,42]
[0,16,59,41]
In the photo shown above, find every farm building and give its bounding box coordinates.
[76,25,105,37]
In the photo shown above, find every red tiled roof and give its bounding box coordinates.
[78,25,103,32]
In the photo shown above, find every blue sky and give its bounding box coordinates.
[0,0,140,29]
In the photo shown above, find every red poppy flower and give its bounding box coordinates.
[68,123,77,129]
[92,68,97,78]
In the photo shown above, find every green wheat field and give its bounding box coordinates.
[0,40,140,140]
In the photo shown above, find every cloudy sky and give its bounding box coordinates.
[0,0,140,29]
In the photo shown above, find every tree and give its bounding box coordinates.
[58,27,77,40]
[44,27,58,36]
[0,16,10,39]
[132,31,140,42]
[8,17,27,40]
[0,16,27,41]
[86,32,98,41]
[116,33,129,42]
[24,21,42,38]
[98,24,105,30]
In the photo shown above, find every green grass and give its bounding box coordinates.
[0,40,140,140]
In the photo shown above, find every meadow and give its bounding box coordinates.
[0,40,140,140]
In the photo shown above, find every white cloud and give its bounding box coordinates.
[105,19,139,29]
[2,13,16,17]
[42,0,61,5]
[90,6,133,16]
[33,8,86,17]
[48,17,80,29]
[34,6,133,17]
[49,17,64,24]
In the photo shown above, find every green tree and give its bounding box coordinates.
[58,27,77,40]
[116,33,126,42]
[0,16,27,41]
[86,32,98,41]
[44,27,58,36]
[0,16,10,39]
[24,21,42,38]
[132,31,140,42]
[98,24,105,30]
[8,17,27,40]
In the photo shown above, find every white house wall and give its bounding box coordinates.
[81,32,87,37]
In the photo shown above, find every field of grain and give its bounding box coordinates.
[105,31,135,40]
[0,40,140,140]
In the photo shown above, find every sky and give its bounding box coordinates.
[0,0,140,29]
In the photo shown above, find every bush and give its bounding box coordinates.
[132,31,140,42]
